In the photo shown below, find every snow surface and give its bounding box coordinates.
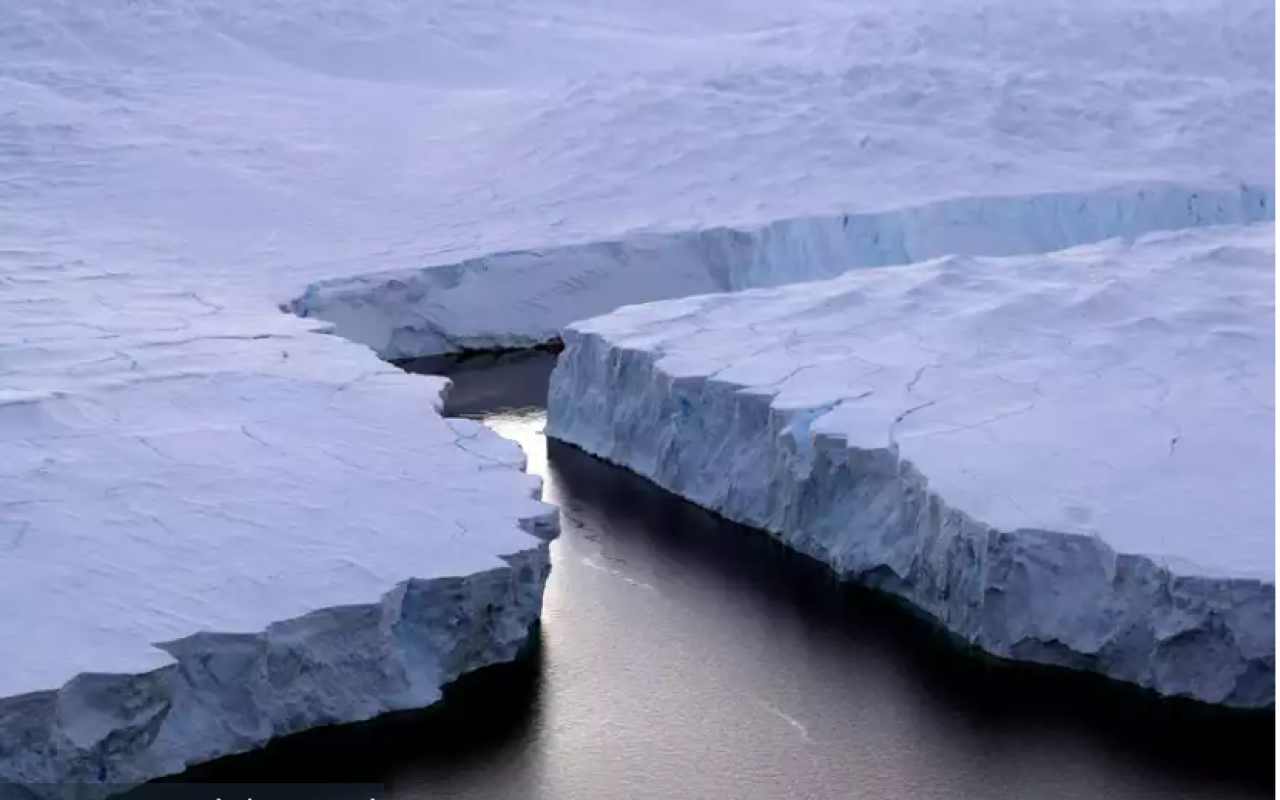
[0,0,1272,359]
[0,236,558,796]
[547,225,1276,707]
[0,0,1274,785]
[296,185,1274,359]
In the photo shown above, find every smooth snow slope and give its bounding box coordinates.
[0,238,557,797]
[547,225,1276,707]
[1,0,1273,359]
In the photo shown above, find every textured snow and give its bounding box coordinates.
[0,0,1273,784]
[0,0,1272,359]
[295,185,1274,359]
[0,239,557,795]
[271,0,1275,358]
[547,225,1276,707]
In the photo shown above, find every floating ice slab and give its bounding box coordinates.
[547,225,1276,707]
[0,250,557,798]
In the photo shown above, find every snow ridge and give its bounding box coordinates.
[289,183,1273,360]
[546,226,1275,708]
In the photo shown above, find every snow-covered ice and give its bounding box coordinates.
[0,0,1273,786]
[270,0,1274,359]
[295,185,1273,360]
[0,240,557,797]
[0,0,1272,360]
[547,225,1276,707]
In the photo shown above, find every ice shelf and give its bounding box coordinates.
[0,250,558,798]
[0,0,1272,362]
[547,225,1276,707]
[0,0,1273,790]
[294,185,1273,360]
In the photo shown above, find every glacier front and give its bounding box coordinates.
[546,225,1276,708]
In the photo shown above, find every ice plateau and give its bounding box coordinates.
[547,225,1276,708]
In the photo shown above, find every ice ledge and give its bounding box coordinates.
[288,182,1273,361]
[0,258,561,798]
[0,546,549,800]
[545,225,1275,708]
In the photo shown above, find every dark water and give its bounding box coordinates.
[173,351,1273,800]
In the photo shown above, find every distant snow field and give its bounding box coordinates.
[547,225,1276,707]
[0,0,1274,793]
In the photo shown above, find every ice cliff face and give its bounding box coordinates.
[0,548,550,800]
[290,184,1273,360]
[546,225,1275,708]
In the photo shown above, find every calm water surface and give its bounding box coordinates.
[175,351,1272,800]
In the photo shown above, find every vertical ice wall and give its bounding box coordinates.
[290,184,1273,360]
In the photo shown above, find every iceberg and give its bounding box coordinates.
[547,225,1276,707]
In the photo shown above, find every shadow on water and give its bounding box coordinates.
[399,347,561,417]
[162,349,1272,799]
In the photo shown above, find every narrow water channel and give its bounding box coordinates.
[171,350,1272,800]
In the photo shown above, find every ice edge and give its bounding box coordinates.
[546,322,1275,710]
[288,182,1274,361]
[0,545,554,800]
